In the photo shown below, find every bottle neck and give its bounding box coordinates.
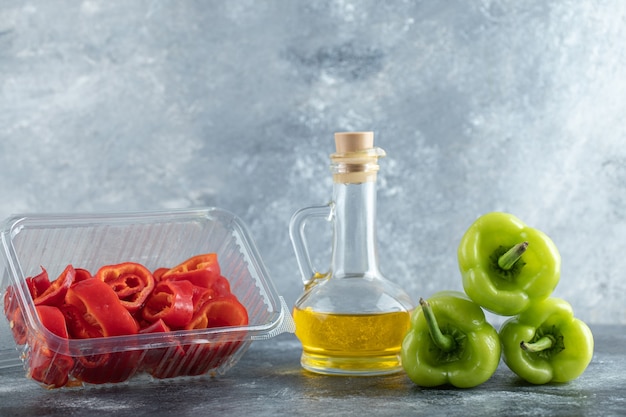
[330,180,381,278]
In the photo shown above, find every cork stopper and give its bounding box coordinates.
[330,131,384,184]
[334,132,374,153]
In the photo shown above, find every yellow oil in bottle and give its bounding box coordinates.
[293,306,411,375]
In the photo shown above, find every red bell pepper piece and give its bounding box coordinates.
[139,318,171,334]
[36,305,69,338]
[33,265,75,307]
[64,278,139,337]
[160,254,231,305]
[73,268,92,283]
[63,280,141,384]
[70,350,141,385]
[166,271,231,296]
[28,341,74,388]
[191,285,216,309]
[26,268,51,300]
[186,295,248,330]
[161,269,230,292]
[215,275,231,295]
[142,280,194,329]
[187,276,231,309]
[28,305,74,388]
[180,296,249,376]
[6,307,27,345]
[161,253,221,282]
[138,319,187,378]
[60,304,103,339]
[3,286,27,345]
[152,267,169,282]
[95,262,155,314]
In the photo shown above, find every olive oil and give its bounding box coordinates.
[293,307,411,375]
[289,132,415,375]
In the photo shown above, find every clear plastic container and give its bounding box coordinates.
[0,207,294,388]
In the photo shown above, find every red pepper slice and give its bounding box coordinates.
[152,267,169,282]
[138,319,186,378]
[26,268,51,300]
[186,295,249,330]
[191,285,216,309]
[3,287,27,345]
[161,253,221,281]
[65,278,139,337]
[60,304,103,339]
[142,280,194,329]
[64,280,141,384]
[213,275,231,295]
[34,265,75,307]
[165,270,231,295]
[180,296,248,376]
[28,306,74,388]
[28,340,74,388]
[95,262,155,314]
[70,350,141,385]
[139,318,171,334]
[73,268,92,283]
[36,305,69,338]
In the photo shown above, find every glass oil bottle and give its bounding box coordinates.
[290,132,415,376]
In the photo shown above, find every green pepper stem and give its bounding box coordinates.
[419,298,455,353]
[498,241,529,270]
[520,335,555,352]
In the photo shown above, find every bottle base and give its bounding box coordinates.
[300,351,403,376]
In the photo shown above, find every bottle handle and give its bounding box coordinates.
[289,204,333,287]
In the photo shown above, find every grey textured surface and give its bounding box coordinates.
[1,1,626,325]
[0,326,623,416]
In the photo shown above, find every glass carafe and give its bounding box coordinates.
[290,131,415,376]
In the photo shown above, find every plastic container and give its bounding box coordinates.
[0,208,294,388]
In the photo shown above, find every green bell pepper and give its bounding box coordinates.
[458,212,561,316]
[499,297,594,384]
[401,291,501,388]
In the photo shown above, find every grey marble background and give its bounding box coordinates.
[1,1,624,324]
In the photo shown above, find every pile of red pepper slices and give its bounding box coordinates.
[3,253,249,388]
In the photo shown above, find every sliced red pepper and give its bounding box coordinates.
[95,262,155,314]
[64,278,139,337]
[142,280,194,329]
[36,305,69,339]
[71,350,141,385]
[138,319,186,378]
[28,339,74,388]
[60,304,103,339]
[187,276,232,308]
[3,285,18,318]
[152,267,169,282]
[34,265,75,307]
[186,295,248,330]
[161,253,221,281]
[4,287,27,345]
[28,306,74,388]
[160,253,227,314]
[72,353,110,383]
[73,268,92,283]
[63,280,141,384]
[214,275,231,295]
[26,268,51,300]
[191,285,216,309]
[165,270,231,296]
[139,318,171,334]
[6,307,27,345]
[180,296,249,377]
